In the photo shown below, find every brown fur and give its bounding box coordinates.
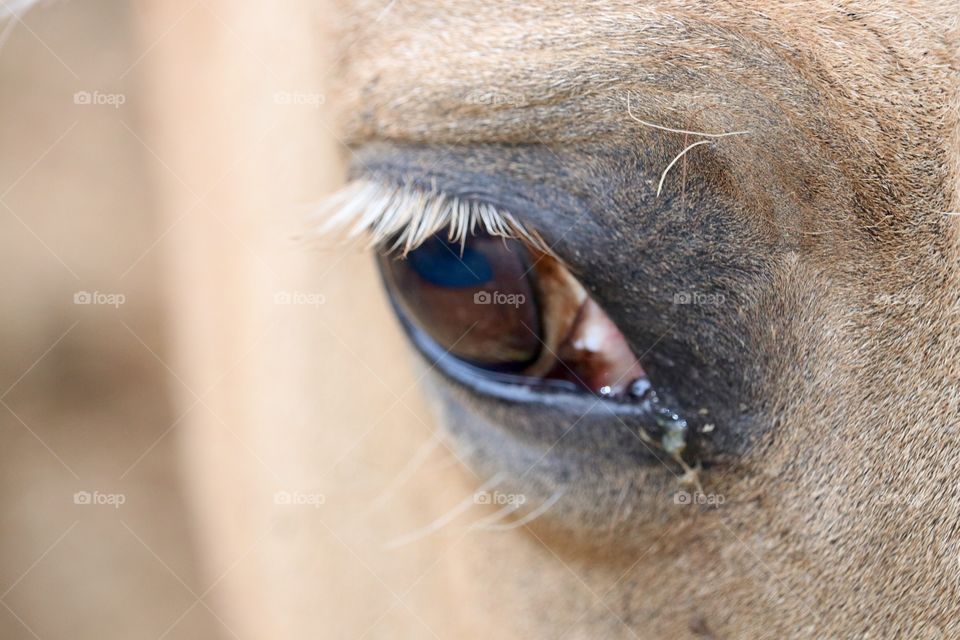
[328,1,960,637]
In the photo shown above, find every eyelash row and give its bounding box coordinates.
[315,178,549,255]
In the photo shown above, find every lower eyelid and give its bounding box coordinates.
[377,228,694,466]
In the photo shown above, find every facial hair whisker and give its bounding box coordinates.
[361,433,445,518]
[382,473,505,550]
[473,489,565,533]
[468,501,524,530]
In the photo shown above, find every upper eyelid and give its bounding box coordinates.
[316,178,550,255]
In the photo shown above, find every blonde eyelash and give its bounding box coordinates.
[314,179,550,255]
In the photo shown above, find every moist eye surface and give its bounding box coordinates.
[380,233,542,373]
[378,231,648,397]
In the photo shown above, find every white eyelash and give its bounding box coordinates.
[314,179,549,255]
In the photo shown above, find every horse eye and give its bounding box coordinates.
[378,234,542,373]
[378,232,648,396]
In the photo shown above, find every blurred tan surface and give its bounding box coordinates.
[139,1,488,637]
[3,2,487,637]
[0,2,220,638]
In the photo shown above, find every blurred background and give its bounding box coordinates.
[1,1,221,637]
[0,1,475,637]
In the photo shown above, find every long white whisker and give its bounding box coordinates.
[468,501,523,530]
[627,93,750,139]
[657,140,713,197]
[607,480,633,535]
[383,473,505,550]
[475,490,565,532]
[362,434,444,517]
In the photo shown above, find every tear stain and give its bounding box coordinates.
[525,250,697,481]
[633,382,695,480]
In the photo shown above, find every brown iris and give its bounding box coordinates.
[379,233,647,396]
[379,234,541,372]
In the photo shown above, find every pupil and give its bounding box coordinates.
[379,233,542,373]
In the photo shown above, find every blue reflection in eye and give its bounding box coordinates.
[406,235,493,288]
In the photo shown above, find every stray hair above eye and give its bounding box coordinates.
[314,179,549,255]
